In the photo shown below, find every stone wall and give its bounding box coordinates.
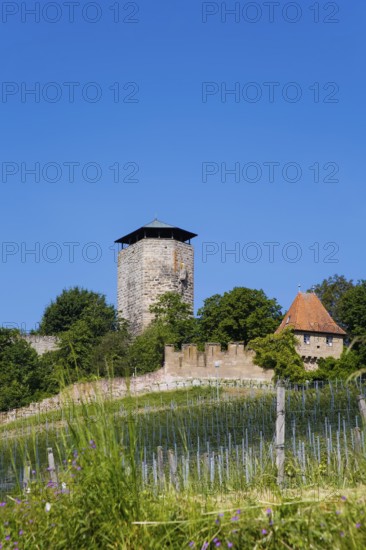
[0,369,189,426]
[295,332,344,370]
[0,369,273,427]
[23,335,59,355]
[164,343,274,381]
[117,239,194,334]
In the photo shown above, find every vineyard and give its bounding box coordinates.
[0,379,366,548]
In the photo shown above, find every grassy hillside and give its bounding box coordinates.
[0,382,365,548]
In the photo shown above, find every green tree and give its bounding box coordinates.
[249,329,307,383]
[197,287,282,347]
[336,281,366,365]
[127,323,174,375]
[337,281,366,338]
[315,349,362,381]
[149,292,198,347]
[309,274,353,326]
[90,322,131,377]
[55,319,95,377]
[38,287,117,337]
[0,328,49,411]
[127,292,197,375]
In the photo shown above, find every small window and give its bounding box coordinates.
[286,316,291,325]
[304,334,310,345]
[326,336,333,347]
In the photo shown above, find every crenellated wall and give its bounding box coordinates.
[164,343,274,381]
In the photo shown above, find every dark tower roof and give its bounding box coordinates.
[115,219,197,245]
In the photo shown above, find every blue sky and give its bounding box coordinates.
[0,0,364,330]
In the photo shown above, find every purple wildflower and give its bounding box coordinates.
[31,470,36,475]
[215,543,221,548]
[18,531,24,536]
[231,516,239,522]
[5,536,10,541]
[266,508,272,515]
[189,543,195,548]
[228,543,233,548]
[341,496,347,502]
[0,503,6,507]
[340,531,345,537]
[201,543,209,550]
[356,523,361,529]
[262,529,268,535]
[236,509,241,515]
[89,440,96,449]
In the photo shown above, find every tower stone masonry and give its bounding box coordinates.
[115,219,197,335]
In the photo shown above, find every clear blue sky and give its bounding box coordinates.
[0,1,364,331]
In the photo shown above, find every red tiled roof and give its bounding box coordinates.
[275,292,347,336]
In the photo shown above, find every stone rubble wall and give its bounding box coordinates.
[0,369,172,425]
[0,367,274,427]
[23,335,59,355]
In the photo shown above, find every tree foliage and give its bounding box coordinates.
[315,349,362,381]
[128,323,175,375]
[308,277,366,365]
[309,274,354,326]
[197,287,282,347]
[337,280,366,339]
[249,329,307,382]
[90,322,131,377]
[127,292,197,375]
[149,292,198,347]
[0,329,51,410]
[38,287,117,337]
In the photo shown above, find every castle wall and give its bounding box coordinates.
[118,239,194,334]
[164,343,274,381]
[23,335,59,355]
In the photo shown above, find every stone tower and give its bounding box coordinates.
[115,219,197,335]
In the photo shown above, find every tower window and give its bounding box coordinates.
[326,336,333,347]
[304,334,310,345]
